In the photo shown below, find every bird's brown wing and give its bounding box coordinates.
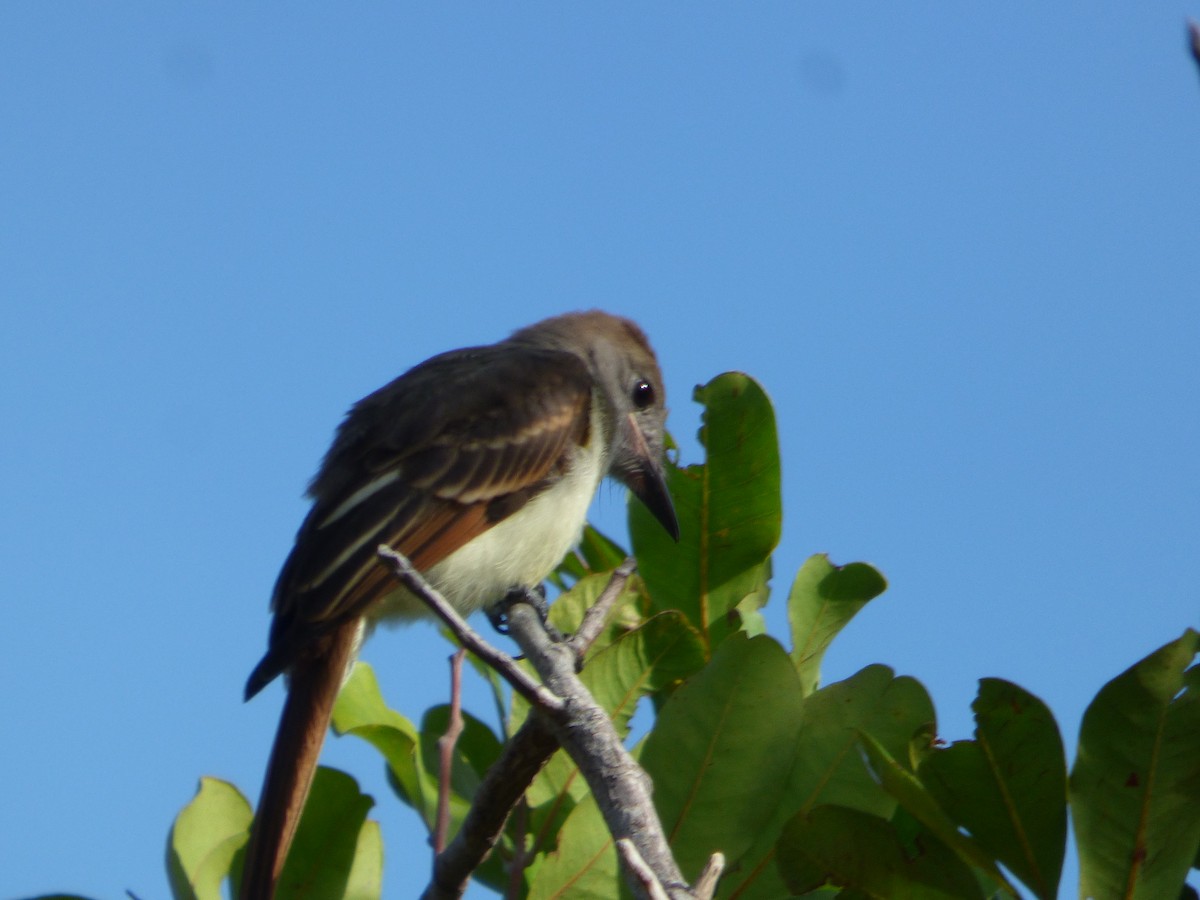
[239,343,595,900]
[245,342,594,698]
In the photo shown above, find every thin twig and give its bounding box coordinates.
[392,554,708,899]
[506,599,699,900]
[433,649,466,856]
[691,852,726,900]
[375,545,564,713]
[422,713,559,900]
[504,800,529,900]
[420,562,639,900]
[567,557,638,655]
[616,839,671,900]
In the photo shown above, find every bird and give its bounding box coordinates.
[239,310,679,899]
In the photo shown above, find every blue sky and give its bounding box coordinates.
[2,4,1198,898]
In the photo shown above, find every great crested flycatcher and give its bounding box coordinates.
[239,310,678,899]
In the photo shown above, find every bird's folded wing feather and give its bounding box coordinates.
[246,343,593,696]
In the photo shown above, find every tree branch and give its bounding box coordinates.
[378,546,720,899]
[376,549,652,899]
[374,545,563,714]
[504,599,715,899]
[433,649,466,856]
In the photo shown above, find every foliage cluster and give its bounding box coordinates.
[35,374,1200,899]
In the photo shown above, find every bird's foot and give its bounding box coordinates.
[487,585,564,642]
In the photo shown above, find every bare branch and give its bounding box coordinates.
[691,853,726,900]
[617,839,672,900]
[567,557,638,655]
[386,551,711,898]
[620,844,721,900]
[422,713,559,900]
[433,649,466,856]
[506,598,703,900]
[375,545,564,713]
[420,563,640,899]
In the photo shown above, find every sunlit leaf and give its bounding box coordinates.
[631,373,781,647]
[1071,629,1200,900]
[546,569,645,657]
[343,821,383,900]
[527,793,618,900]
[331,662,431,826]
[788,554,887,695]
[166,777,252,900]
[920,678,1067,900]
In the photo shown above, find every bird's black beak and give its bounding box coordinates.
[620,413,680,541]
[631,456,679,541]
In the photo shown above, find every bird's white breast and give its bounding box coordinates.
[373,404,608,622]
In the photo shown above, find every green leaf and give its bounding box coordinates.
[1071,629,1200,900]
[418,706,504,838]
[777,805,986,899]
[414,703,512,889]
[166,776,252,900]
[641,633,803,878]
[788,555,887,694]
[630,373,782,647]
[721,665,936,900]
[795,667,936,810]
[920,678,1067,900]
[331,662,431,826]
[420,705,503,784]
[276,767,378,900]
[344,821,383,900]
[528,612,706,810]
[546,570,646,658]
[582,611,707,732]
[528,793,619,900]
[860,733,1019,896]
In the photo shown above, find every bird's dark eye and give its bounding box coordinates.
[632,379,655,409]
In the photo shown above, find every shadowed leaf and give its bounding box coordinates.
[860,733,1019,896]
[723,666,935,900]
[777,805,985,899]
[641,633,803,878]
[276,767,378,900]
[920,678,1066,900]
[1071,629,1200,900]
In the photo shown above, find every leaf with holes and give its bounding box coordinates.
[920,678,1066,900]
[1071,629,1200,900]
